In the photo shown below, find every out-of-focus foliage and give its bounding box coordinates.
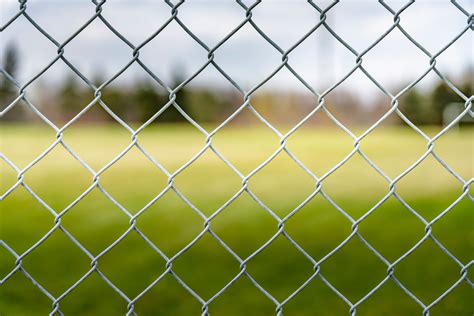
[1,45,472,126]
[0,43,23,121]
[399,72,472,126]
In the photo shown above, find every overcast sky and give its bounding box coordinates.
[1,0,472,99]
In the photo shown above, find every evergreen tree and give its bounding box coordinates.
[57,75,86,118]
[134,81,167,123]
[164,68,190,122]
[399,88,429,125]
[1,43,18,85]
[1,43,21,121]
[430,82,459,125]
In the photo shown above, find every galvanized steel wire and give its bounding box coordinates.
[0,0,473,315]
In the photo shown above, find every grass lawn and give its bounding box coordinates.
[0,124,473,315]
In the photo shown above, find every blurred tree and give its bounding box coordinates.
[398,74,473,126]
[188,89,223,123]
[1,43,18,82]
[459,72,473,99]
[134,81,167,123]
[57,75,87,119]
[91,72,105,89]
[1,43,22,121]
[89,72,126,123]
[399,88,430,125]
[100,86,133,122]
[430,82,459,125]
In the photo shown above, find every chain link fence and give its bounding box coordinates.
[0,0,473,315]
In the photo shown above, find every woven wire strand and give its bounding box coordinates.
[0,1,473,315]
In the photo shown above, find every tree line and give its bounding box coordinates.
[55,74,239,125]
[1,44,472,126]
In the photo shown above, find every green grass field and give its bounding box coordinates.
[1,124,473,316]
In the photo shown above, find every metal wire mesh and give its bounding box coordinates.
[0,0,472,315]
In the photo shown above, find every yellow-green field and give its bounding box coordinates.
[0,124,473,316]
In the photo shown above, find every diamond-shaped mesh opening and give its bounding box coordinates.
[355,279,422,316]
[359,124,427,179]
[176,1,244,48]
[22,144,92,210]
[97,230,167,298]
[98,146,169,212]
[248,151,316,217]
[434,126,473,180]
[99,84,155,126]
[133,273,203,316]
[98,1,171,46]
[320,236,387,303]
[1,14,59,84]
[394,238,463,304]
[0,122,56,168]
[282,276,349,316]
[322,153,388,219]
[326,1,395,52]
[208,275,276,315]
[250,1,319,50]
[324,69,392,129]
[21,229,91,297]
[173,148,242,215]
[61,123,131,171]
[245,234,314,302]
[289,22,356,91]
[136,190,204,257]
[212,115,280,174]
[429,196,473,263]
[358,196,425,262]
[139,20,209,81]
[60,187,130,255]
[62,18,134,82]
[59,272,126,315]
[23,58,97,126]
[284,193,352,260]
[435,34,472,87]
[362,29,431,93]
[171,232,240,299]
[391,0,470,53]
[0,270,53,315]
[249,67,320,132]
[211,192,276,258]
[22,2,95,43]
[426,281,474,316]
[138,122,205,173]
[285,110,354,177]
[214,23,283,90]
[179,65,244,129]
[395,154,464,218]
[397,72,470,135]
[1,186,55,252]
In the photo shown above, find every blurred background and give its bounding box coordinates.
[1,0,473,315]
[1,0,473,127]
